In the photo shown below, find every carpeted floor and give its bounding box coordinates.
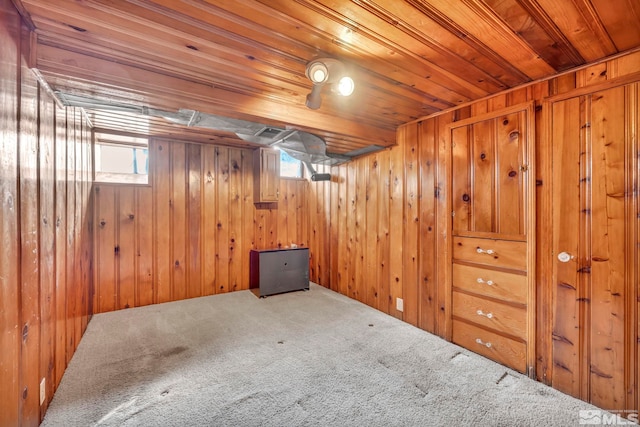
[42,283,601,426]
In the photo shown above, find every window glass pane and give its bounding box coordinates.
[96,145,149,175]
[94,132,149,184]
[280,149,302,178]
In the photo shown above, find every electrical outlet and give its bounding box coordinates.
[40,378,46,405]
[396,297,404,312]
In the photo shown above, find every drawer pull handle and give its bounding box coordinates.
[475,338,492,348]
[476,248,495,255]
[476,278,494,286]
[476,309,493,319]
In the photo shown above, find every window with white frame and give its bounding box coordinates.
[280,149,303,178]
[94,132,149,184]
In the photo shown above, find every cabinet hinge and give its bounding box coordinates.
[451,211,455,217]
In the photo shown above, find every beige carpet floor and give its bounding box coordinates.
[42,283,602,426]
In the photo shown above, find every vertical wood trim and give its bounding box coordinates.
[136,186,153,306]
[419,119,437,333]
[227,148,242,292]
[524,102,537,378]
[336,165,348,296]
[625,83,638,413]
[216,146,230,293]
[389,137,404,319]
[171,142,187,301]
[187,144,202,298]
[376,153,391,314]
[437,113,453,338]
[579,94,592,401]
[365,155,379,307]
[536,88,553,384]
[38,91,55,416]
[153,139,171,303]
[53,106,67,388]
[202,145,216,295]
[403,122,419,326]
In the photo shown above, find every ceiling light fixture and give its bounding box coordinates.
[305,58,354,109]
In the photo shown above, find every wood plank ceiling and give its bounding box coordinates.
[13,0,640,154]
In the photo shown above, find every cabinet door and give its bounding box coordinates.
[551,84,639,412]
[254,148,280,202]
[451,110,528,240]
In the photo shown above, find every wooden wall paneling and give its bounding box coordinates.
[322,166,332,288]
[254,206,267,252]
[308,172,320,282]
[365,155,379,307]
[65,107,76,356]
[550,96,584,399]
[277,179,290,248]
[135,186,154,306]
[577,94,592,401]
[315,168,326,285]
[534,82,553,384]
[72,108,83,355]
[376,152,391,314]
[588,86,628,410]
[451,125,471,234]
[241,151,255,290]
[117,187,135,310]
[488,94,507,112]
[187,144,203,297]
[153,139,172,303]
[215,146,230,292]
[388,139,404,320]
[80,115,91,334]
[94,186,117,313]
[227,148,242,292]
[470,119,495,233]
[0,3,20,422]
[38,91,55,415]
[202,145,217,296]
[436,113,453,338]
[495,111,525,236]
[171,142,187,301]
[629,83,640,415]
[334,165,348,296]
[295,179,308,248]
[507,86,531,107]
[329,173,339,292]
[346,165,357,300]
[53,106,67,387]
[19,51,41,425]
[403,122,419,326]
[419,119,437,333]
[354,158,366,302]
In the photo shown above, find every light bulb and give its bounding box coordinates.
[337,76,354,96]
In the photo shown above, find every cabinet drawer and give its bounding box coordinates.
[453,264,527,304]
[452,319,526,373]
[453,236,526,270]
[453,291,526,339]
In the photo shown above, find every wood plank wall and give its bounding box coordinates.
[0,2,93,425]
[92,140,309,313]
[308,50,640,414]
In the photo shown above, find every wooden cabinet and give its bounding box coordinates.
[448,103,535,375]
[253,147,280,202]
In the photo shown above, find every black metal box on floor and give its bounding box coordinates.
[249,247,310,297]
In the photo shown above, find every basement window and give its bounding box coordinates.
[94,132,149,184]
[280,149,303,178]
